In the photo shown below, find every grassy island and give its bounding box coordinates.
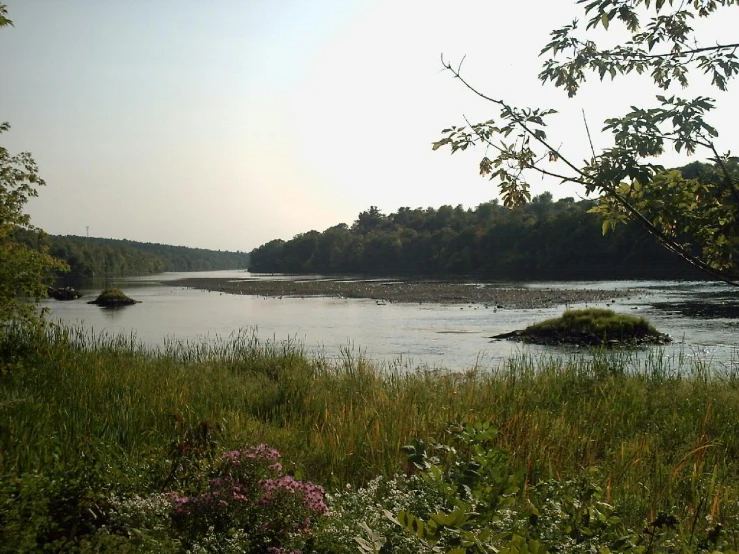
[87,287,139,307]
[495,308,671,346]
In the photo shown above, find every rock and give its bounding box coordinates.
[47,286,82,301]
[490,330,523,340]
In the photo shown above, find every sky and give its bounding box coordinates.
[1,1,737,252]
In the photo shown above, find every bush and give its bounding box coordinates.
[385,422,739,553]
[169,444,326,553]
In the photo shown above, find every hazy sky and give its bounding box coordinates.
[2,1,737,251]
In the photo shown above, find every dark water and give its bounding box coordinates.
[40,272,738,371]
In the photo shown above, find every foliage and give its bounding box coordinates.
[3,325,739,550]
[249,193,703,279]
[434,0,739,281]
[12,229,251,279]
[392,422,739,553]
[0,129,68,323]
[0,443,326,553]
[591,160,739,275]
[169,445,326,553]
[0,448,142,554]
[3,325,739,520]
[314,475,448,553]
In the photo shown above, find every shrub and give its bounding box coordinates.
[387,422,739,553]
[171,444,326,553]
[314,475,449,554]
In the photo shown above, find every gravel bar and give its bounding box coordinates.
[170,277,635,309]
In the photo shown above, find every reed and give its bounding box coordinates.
[1,323,738,525]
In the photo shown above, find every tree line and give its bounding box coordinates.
[250,184,714,280]
[12,231,250,279]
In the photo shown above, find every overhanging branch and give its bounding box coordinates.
[441,55,739,286]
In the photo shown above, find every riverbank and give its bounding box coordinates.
[170,276,635,308]
[2,324,739,551]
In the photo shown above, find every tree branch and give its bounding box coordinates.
[597,42,739,62]
[442,56,589,181]
[442,57,739,286]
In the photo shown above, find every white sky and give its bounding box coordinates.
[1,1,737,251]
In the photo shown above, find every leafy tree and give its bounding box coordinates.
[0,6,67,323]
[0,125,68,322]
[249,196,699,279]
[433,0,739,282]
[353,206,386,235]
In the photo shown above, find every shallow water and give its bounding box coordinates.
[41,271,738,371]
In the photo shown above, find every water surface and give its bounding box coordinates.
[41,272,738,371]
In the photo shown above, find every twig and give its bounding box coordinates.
[582,109,596,160]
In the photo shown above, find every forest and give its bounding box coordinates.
[249,190,706,280]
[12,231,250,279]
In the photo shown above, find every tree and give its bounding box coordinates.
[0,5,67,323]
[433,0,739,283]
[353,206,386,235]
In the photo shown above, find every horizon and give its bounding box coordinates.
[2,1,737,252]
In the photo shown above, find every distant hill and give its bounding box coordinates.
[12,231,250,278]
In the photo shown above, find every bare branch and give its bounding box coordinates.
[582,109,596,160]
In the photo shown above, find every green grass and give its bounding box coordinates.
[1,323,738,528]
[524,307,667,343]
[96,287,130,300]
[90,287,137,305]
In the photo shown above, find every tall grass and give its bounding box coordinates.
[2,323,738,525]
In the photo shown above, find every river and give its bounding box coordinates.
[41,271,738,372]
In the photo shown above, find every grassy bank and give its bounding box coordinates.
[2,324,739,551]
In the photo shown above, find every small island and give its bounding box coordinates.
[492,308,671,347]
[87,287,140,307]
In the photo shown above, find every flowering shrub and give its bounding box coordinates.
[313,475,448,553]
[171,444,326,553]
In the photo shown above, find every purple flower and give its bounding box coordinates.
[260,476,327,515]
[168,444,321,551]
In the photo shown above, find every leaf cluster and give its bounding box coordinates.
[436,0,739,282]
[392,423,739,553]
[1,125,68,323]
[539,0,739,96]
[591,161,739,271]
